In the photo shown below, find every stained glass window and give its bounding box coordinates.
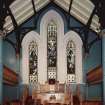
[47,20,57,81]
[66,40,76,83]
[29,41,38,85]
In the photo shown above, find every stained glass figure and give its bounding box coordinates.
[29,41,38,85]
[66,40,76,83]
[47,20,57,81]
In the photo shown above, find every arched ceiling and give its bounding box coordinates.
[3,0,100,34]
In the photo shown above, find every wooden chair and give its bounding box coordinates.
[43,100,49,105]
[73,84,83,105]
[3,98,10,105]
[56,103,61,105]
[64,91,71,105]
[21,85,29,105]
[32,89,37,100]
[25,96,34,105]
[10,100,21,105]
[73,95,80,105]
[36,99,41,105]
[3,101,10,105]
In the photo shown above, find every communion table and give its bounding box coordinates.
[32,83,71,105]
[37,92,65,104]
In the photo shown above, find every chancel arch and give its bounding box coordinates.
[40,10,65,83]
[1,0,103,104]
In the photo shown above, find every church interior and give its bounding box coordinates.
[0,0,105,105]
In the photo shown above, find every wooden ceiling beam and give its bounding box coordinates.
[82,6,97,53]
[68,0,73,28]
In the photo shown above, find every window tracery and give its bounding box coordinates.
[22,11,83,84]
[47,20,57,81]
[66,40,76,83]
[29,41,38,85]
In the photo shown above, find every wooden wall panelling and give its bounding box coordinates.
[83,101,102,105]
[86,66,102,85]
[3,65,18,86]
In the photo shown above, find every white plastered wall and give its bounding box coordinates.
[40,10,65,83]
[63,31,83,83]
[21,10,83,84]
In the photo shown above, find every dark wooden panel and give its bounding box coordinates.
[3,65,18,86]
[83,100,102,105]
[86,66,102,85]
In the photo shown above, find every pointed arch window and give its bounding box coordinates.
[29,41,38,85]
[47,20,57,82]
[22,11,83,84]
[66,40,76,83]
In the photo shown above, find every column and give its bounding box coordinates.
[102,29,105,104]
[0,36,3,104]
